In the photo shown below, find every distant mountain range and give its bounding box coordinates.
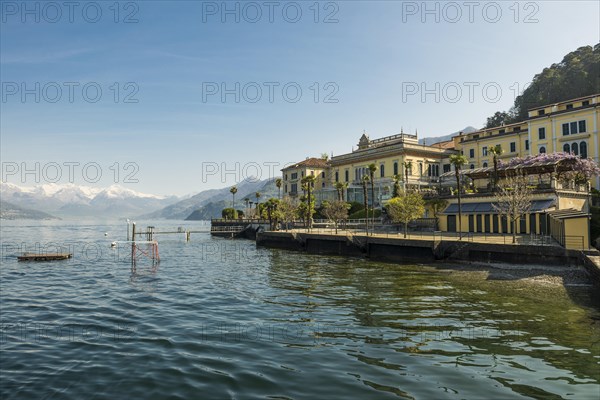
[0,200,59,220]
[419,126,477,146]
[142,178,279,220]
[0,183,179,219]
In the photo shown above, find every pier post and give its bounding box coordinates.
[131,223,136,270]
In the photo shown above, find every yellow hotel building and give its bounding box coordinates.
[281,94,599,248]
[455,94,600,188]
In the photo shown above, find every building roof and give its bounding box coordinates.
[528,93,598,111]
[282,157,329,170]
[431,140,455,150]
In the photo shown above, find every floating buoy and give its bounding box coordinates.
[111,242,117,248]
[104,232,108,236]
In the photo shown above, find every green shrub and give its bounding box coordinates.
[349,208,381,219]
[222,208,237,219]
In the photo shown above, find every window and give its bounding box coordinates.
[482,146,488,156]
[538,109,545,116]
[443,164,451,173]
[570,121,578,135]
[291,183,298,193]
[419,163,423,176]
[284,184,287,192]
[525,140,529,150]
[572,142,579,155]
[321,171,325,178]
[469,149,475,158]
[291,172,298,180]
[581,141,588,159]
[285,174,288,180]
[563,143,570,153]
[335,171,339,182]
[483,162,488,168]
[393,162,398,175]
[514,126,521,132]
[583,100,590,106]
[322,182,325,187]
[538,127,546,140]
[579,120,586,133]
[510,142,516,153]
[470,164,475,169]
[499,129,505,134]
[562,123,570,135]
[345,170,349,182]
[566,104,574,110]
[380,164,385,178]
[539,146,546,154]
[301,171,305,177]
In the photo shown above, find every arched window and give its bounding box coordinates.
[572,142,579,155]
[563,143,570,153]
[581,141,588,159]
[419,163,423,176]
[380,164,385,178]
[470,164,475,170]
[483,162,488,168]
[539,146,546,154]
[427,165,432,177]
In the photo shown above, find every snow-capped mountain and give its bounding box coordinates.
[0,183,179,219]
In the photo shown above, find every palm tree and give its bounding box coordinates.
[368,163,378,232]
[362,175,370,235]
[301,175,316,230]
[450,154,468,239]
[403,161,412,191]
[334,181,343,201]
[229,186,238,209]
[392,174,402,198]
[255,192,261,219]
[488,145,503,190]
[275,178,283,199]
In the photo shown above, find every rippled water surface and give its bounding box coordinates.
[1,220,599,399]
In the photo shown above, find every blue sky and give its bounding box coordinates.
[1,0,599,196]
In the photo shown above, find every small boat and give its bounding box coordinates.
[17,253,73,262]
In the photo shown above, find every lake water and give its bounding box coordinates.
[1,220,599,399]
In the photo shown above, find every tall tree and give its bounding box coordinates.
[275,178,283,199]
[334,181,345,201]
[386,192,425,238]
[362,175,370,235]
[403,161,412,191]
[368,163,378,231]
[255,192,261,218]
[392,174,402,198]
[492,174,533,244]
[450,154,468,239]
[301,175,316,230]
[488,145,503,190]
[229,186,238,209]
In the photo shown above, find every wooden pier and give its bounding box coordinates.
[18,253,73,262]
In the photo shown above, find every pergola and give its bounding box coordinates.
[439,157,579,182]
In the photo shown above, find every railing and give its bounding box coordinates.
[277,227,565,247]
[211,218,270,224]
[210,225,244,232]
